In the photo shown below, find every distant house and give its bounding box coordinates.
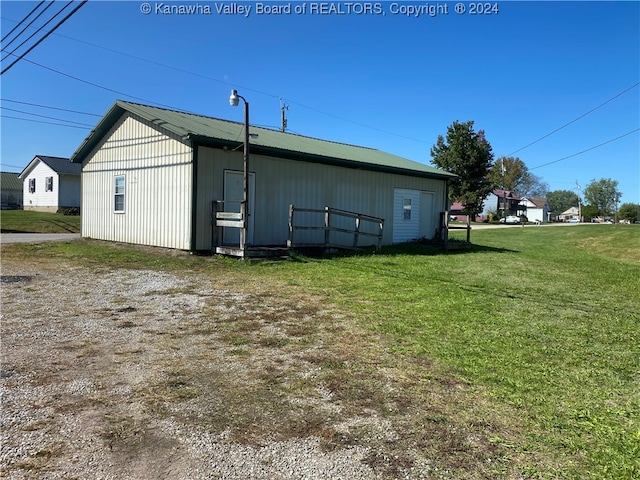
[451,189,525,222]
[19,155,81,212]
[559,207,580,222]
[1,172,23,208]
[70,100,456,253]
[481,189,524,220]
[521,197,551,223]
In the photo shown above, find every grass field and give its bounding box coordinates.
[0,210,80,233]
[2,224,638,478]
[271,225,640,478]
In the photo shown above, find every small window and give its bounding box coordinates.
[45,176,53,192]
[114,176,125,213]
[403,198,412,220]
[29,178,36,193]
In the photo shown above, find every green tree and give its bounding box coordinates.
[618,203,640,222]
[581,204,599,222]
[430,120,494,216]
[488,157,548,197]
[583,178,621,218]
[488,156,527,191]
[519,173,549,198]
[547,189,580,214]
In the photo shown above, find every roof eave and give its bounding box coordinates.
[70,102,127,163]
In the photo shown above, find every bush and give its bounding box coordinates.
[57,207,80,216]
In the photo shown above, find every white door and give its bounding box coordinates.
[393,188,420,243]
[223,170,255,246]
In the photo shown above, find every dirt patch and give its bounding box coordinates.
[1,254,530,479]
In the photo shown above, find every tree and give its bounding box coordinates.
[488,156,527,191]
[488,157,549,197]
[583,178,621,218]
[618,203,640,223]
[519,173,549,198]
[547,189,580,214]
[430,120,494,216]
[581,204,599,222]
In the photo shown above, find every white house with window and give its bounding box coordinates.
[19,155,81,212]
[520,197,551,223]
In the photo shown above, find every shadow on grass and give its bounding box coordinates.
[0,219,79,234]
[288,241,517,262]
[45,219,80,233]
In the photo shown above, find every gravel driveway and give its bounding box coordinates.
[1,258,432,479]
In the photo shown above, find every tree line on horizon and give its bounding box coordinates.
[429,120,639,222]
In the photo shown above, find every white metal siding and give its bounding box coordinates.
[22,162,59,210]
[196,146,447,249]
[81,113,193,250]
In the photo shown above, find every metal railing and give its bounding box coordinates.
[288,205,384,251]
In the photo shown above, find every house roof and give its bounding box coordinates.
[492,189,522,200]
[561,206,580,215]
[18,155,80,179]
[1,172,22,191]
[524,197,548,209]
[70,100,456,180]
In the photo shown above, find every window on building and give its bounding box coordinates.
[29,178,36,193]
[114,176,125,212]
[403,198,412,220]
[45,176,53,192]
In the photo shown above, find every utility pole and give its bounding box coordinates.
[280,99,288,132]
[502,158,507,218]
[576,181,582,223]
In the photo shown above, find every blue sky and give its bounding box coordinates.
[1,1,639,202]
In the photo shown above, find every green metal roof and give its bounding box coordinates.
[71,100,455,180]
[1,172,22,191]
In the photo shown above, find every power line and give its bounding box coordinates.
[2,13,636,154]
[1,1,45,44]
[1,0,74,64]
[1,17,431,145]
[7,56,179,109]
[530,128,640,171]
[1,114,92,129]
[1,1,88,75]
[0,98,101,116]
[0,106,94,126]
[1,1,54,50]
[506,82,640,157]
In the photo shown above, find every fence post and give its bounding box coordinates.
[377,219,384,250]
[353,214,361,248]
[211,201,221,250]
[443,211,449,247]
[288,204,294,248]
[324,206,331,247]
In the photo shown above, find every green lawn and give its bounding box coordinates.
[263,225,640,478]
[3,224,638,478]
[0,210,80,233]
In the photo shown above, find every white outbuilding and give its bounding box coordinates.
[19,155,81,213]
[71,100,455,254]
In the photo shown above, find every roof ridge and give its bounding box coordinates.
[115,99,380,153]
[35,155,70,160]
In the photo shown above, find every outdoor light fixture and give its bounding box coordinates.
[229,89,250,251]
[229,89,240,107]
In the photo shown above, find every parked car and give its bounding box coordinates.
[500,215,521,224]
[568,218,580,223]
